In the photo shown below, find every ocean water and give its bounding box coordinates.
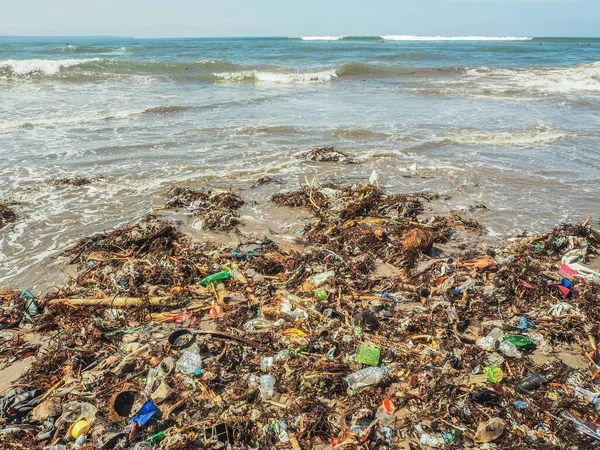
[1,35,600,286]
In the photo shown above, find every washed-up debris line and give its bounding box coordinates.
[0,202,18,230]
[305,146,358,164]
[160,187,244,231]
[46,177,97,187]
[1,180,600,450]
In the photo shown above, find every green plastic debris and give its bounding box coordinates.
[504,334,534,347]
[198,270,230,287]
[315,288,328,300]
[146,431,166,444]
[355,344,381,366]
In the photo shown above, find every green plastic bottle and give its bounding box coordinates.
[198,270,230,287]
[146,431,166,444]
[503,334,534,347]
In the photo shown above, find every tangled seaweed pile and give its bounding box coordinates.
[46,177,95,187]
[0,202,17,230]
[162,187,244,230]
[305,146,357,164]
[1,181,600,450]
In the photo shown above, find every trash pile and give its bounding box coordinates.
[2,179,600,449]
[305,146,357,164]
[161,187,244,231]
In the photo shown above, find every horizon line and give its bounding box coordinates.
[1,34,599,39]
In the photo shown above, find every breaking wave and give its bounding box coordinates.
[214,69,337,84]
[296,35,532,41]
[470,62,600,94]
[381,35,532,41]
[336,62,465,77]
[0,58,100,76]
[299,36,343,41]
[1,57,598,95]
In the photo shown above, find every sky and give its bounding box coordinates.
[0,0,597,38]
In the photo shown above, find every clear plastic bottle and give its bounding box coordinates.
[495,255,515,266]
[455,278,478,294]
[575,387,600,410]
[476,327,504,351]
[260,356,274,372]
[145,368,158,393]
[176,351,203,375]
[499,340,522,358]
[73,435,87,449]
[344,366,387,390]
[259,374,276,399]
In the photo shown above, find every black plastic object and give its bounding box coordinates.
[516,372,547,394]
[323,309,344,320]
[168,329,195,349]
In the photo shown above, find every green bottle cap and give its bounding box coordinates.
[486,365,504,383]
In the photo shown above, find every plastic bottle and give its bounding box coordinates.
[495,255,515,266]
[454,278,478,295]
[73,435,86,449]
[132,443,152,450]
[275,349,292,362]
[504,334,534,347]
[498,340,522,358]
[176,351,203,375]
[145,368,158,393]
[48,446,67,450]
[260,356,274,372]
[198,270,230,287]
[476,327,504,351]
[146,431,166,444]
[259,374,276,399]
[245,374,259,389]
[574,387,600,410]
[420,434,442,447]
[344,366,387,390]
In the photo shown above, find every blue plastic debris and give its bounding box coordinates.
[125,399,157,433]
[516,317,536,331]
[230,249,259,260]
[19,289,39,317]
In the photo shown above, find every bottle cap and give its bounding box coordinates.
[69,419,90,439]
[485,365,504,383]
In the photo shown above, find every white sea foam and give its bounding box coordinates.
[381,35,532,41]
[0,108,150,131]
[516,62,600,93]
[0,58,98,75]
[451,127,567,146]
[214,69,337,83]
[300,36,342,41]
[465,62,600,94]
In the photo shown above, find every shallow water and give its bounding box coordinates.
[1,36,599,286]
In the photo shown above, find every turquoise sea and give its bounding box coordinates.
[1,35,599,285]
